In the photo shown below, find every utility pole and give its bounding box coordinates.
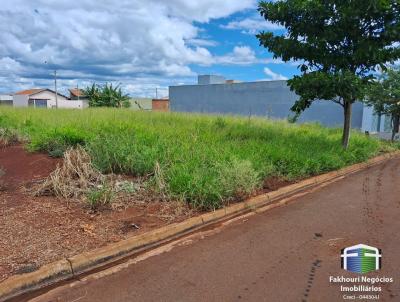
[156,88,158,99]
[54,70,58,108]
[77,83,80,101]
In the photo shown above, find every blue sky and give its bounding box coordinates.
[0,0,300,97]
[192,10,297,83]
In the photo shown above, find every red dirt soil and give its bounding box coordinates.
[0,145,293,283]
[0,145,60,189]
[0,146,192,282]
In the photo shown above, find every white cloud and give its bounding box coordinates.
[215,46,258,65]
[0,0,256,95]
[186,39,219,47]
[221,14,284,35]
[263,67,287,80]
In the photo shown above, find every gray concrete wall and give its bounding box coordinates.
[170,80,363,128]
[198,75,226,85]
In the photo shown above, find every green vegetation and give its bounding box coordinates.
[84,83,131,108]
[366,68,400,142]
[257,0,400,149]
[86,184,115,210]
[0,107,395,210]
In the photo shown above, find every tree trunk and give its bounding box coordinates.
[342,100,352,149]
[391,114,400,142]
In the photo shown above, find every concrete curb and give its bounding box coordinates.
[1,152,399,301]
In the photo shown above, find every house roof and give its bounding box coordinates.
[14,88,68,99]
[15,89,45,95]
[69,88,85,97]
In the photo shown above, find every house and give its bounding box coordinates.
[169,75,382,132]
[69,88,88,100]
[0,94,13,106]
[13,89,87,109]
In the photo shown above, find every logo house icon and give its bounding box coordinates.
[341,244,382,274]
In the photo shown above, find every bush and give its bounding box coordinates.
[218,159,260,202]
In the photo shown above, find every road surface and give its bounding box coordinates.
[27,158,400,302]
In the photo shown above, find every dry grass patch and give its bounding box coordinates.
[34,146,168,211]
[35,146,105,199]
[0,128,20,147]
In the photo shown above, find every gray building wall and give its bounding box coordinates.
[198,75,226,85]
[170,80,363,128]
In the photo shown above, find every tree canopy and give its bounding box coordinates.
[366,67,400,141]
[257,0,400,148]
[84,83,131,108]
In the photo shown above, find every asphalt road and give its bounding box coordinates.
[28,158,400,302]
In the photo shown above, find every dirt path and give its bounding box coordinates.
[25,158,400,302]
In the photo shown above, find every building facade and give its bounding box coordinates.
[0,94,13,106]
[13,89,87,109]
[170,76,381,131]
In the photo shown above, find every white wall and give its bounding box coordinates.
[12,90,87,109]
[57,99,88,109]
[12,95,29,107]
[29,90,68,108]
[0,94,13,101]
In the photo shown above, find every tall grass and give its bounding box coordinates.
[0,107,393,210]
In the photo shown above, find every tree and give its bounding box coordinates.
[84,83,131,108]
[257,0,400,148]
[366,68,400,142]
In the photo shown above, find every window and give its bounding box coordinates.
[29,99,48,108]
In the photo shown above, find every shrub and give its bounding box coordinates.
[86,184,114,210]
[218,159,260,202]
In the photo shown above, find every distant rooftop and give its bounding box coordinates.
[69,88,85,97]
[14,88,68,98]
[15,89,45,96]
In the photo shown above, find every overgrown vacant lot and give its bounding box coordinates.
[0,107,394,210]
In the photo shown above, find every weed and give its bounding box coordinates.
[218,159,260,202]
[0,128,19,146]
[86,184,114,210]
[115,180,138,193]
[214,117,227,129]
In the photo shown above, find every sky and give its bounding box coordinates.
[0,0,299,97]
